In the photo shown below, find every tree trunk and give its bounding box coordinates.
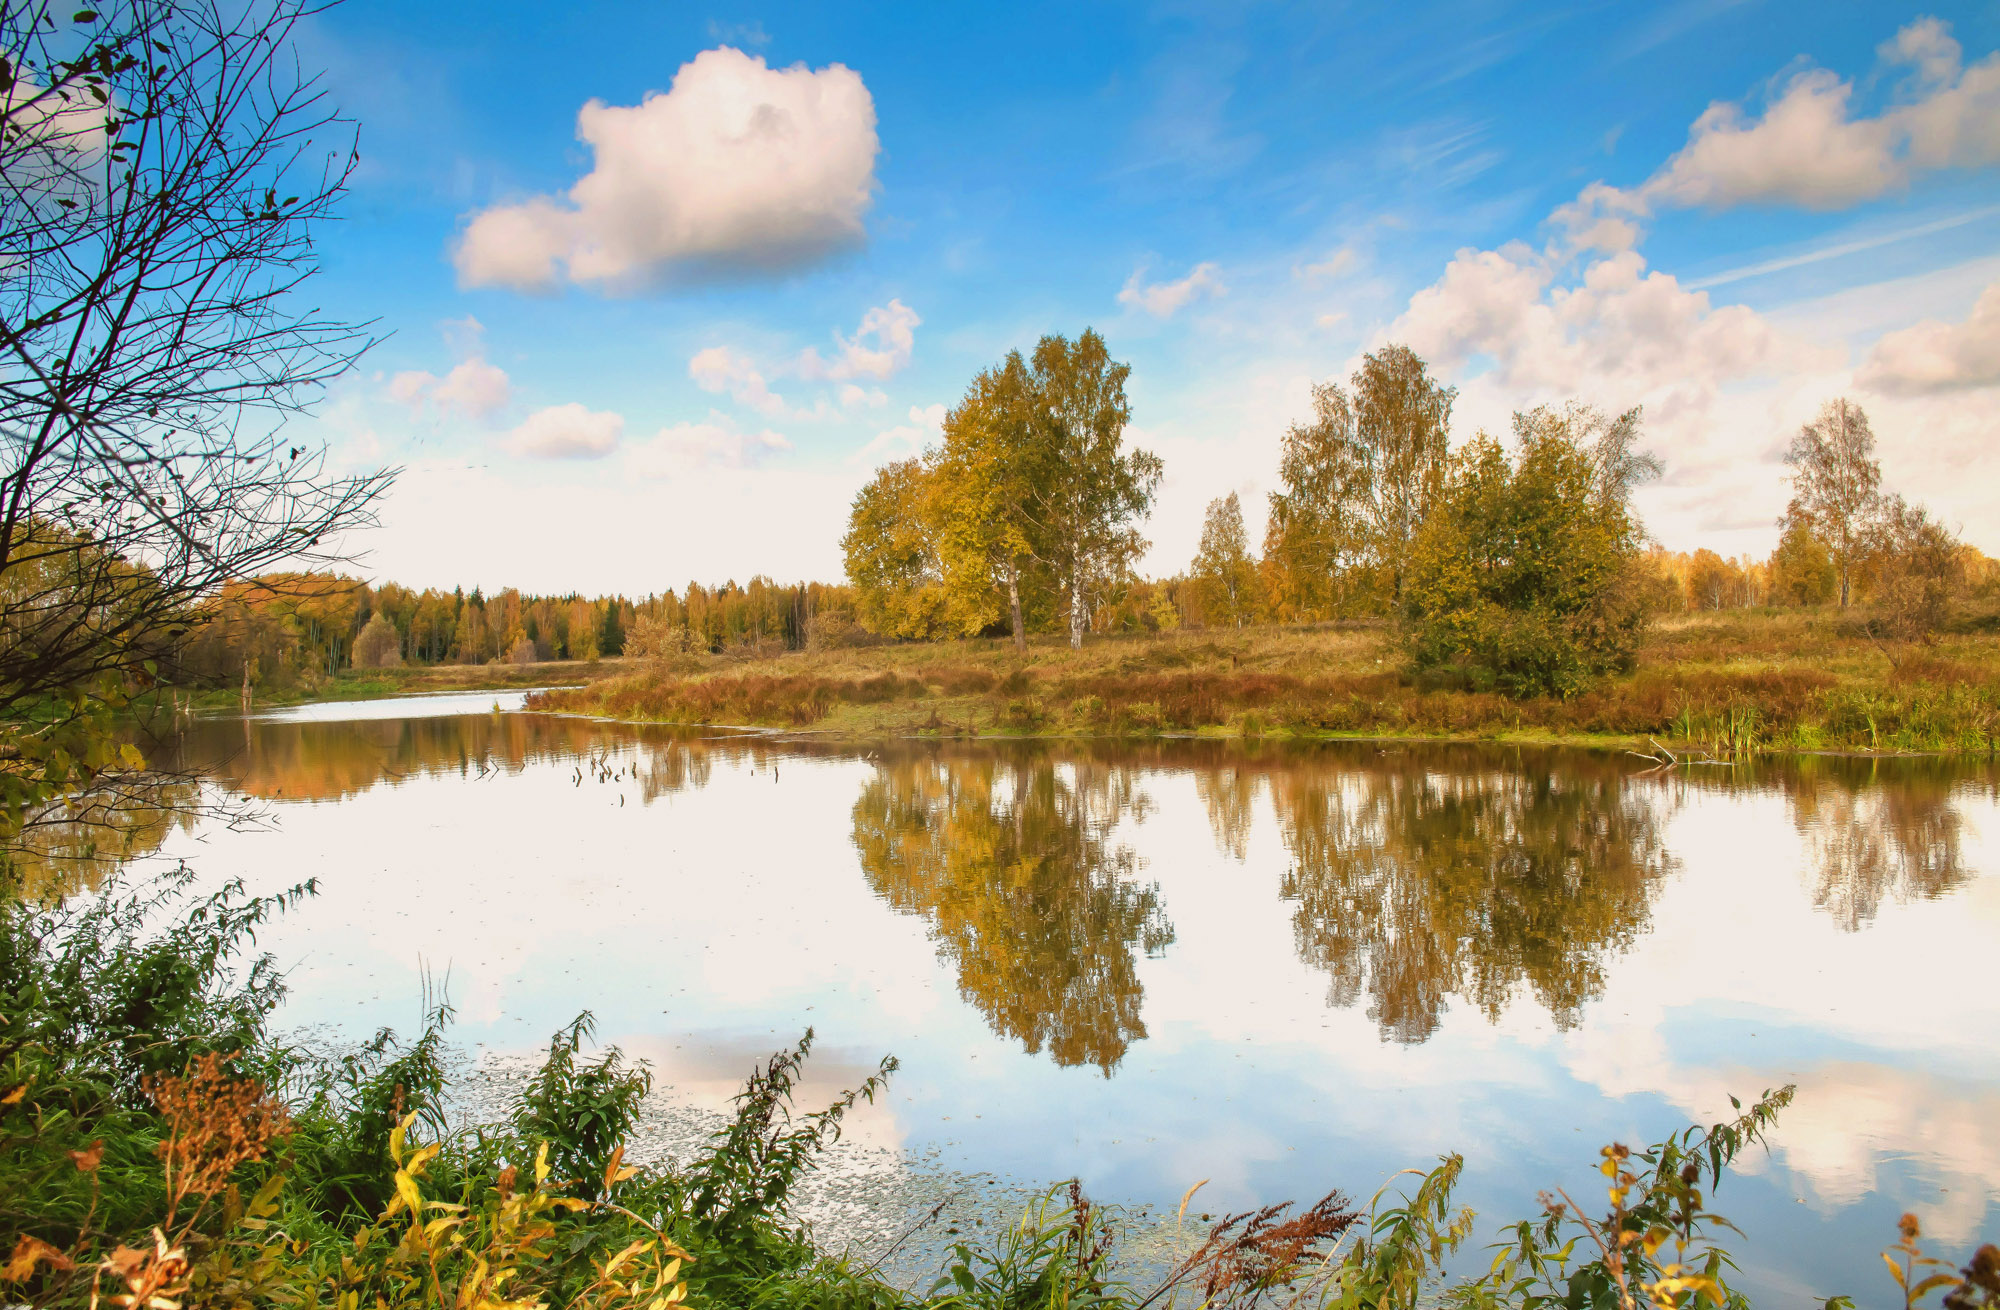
[1068,551,1085,650]
[1006,560,1025,652]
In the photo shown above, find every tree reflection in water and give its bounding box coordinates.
[1783,756,1980,932]
[159,711,744,805]
[79,715,2000,1068]
[1270,748,1676,1043]
[4,774,206,900]
[851,747,1173,1075]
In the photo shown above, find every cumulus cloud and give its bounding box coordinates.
[391,358,512,421]
[630,420,792,476]
[503,403,624,459]
[850,403,945,465]
[454,47,879,293]
[388,317,513,421]
[1564,17,2000,227]
[688,345,787,416]
[1392,244,1795,399]
[1858,279,2000,393]
[1381,239,1846,545]
[797,299,920,380]
[1118,262,1227,317]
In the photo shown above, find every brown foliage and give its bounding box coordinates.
[143,1053,291,1220]
[1148,1187,1360,1304]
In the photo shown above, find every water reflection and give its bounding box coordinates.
[1272,749,1675,1042]
[6,774,205,899]
[851,746,1173,1074]
[146,712,1997,1062]
[160,710,753,805]
[102,708,1998,1305]
[1780,757,1976,932]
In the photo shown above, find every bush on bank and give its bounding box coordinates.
[3,877,1995,1309]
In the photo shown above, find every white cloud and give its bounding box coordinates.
[630,421,792,476]
[849,403,945,466]
[503,403,624,459]
[838,383,888,409]
[1858,278,2000,393]
[1382,240,1849,548]
[454,47,879,293]
[1392,245,1798,399]
[1118,262,1227,317]
[1292,249,1357,282]
[688,345,787,416]
[1569,18,2000,221]
[798,299,921,380]
[387,317,513,421]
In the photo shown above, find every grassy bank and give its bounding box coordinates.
[528,609,2000,756]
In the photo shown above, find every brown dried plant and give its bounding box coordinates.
[1137,1181,1359,1307]
[141,1052,291,1227]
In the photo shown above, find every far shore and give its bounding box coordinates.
[513,609,2000,758]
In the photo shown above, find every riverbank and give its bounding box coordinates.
[527,609,2000,755]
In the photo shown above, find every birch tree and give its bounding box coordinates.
[1351,345,1455,605]
[1783,398,1883,609]
[1019,330,1161,649]
[1191,491,1259,628]
[932,352,1037,648]
[1263,380,1370,619]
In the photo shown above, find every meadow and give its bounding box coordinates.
[530,606,2000,757]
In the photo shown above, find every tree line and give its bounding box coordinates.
[170,574,864,692]
[842,335,1992,695]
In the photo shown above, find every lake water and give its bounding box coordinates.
[102,696,2000,1301]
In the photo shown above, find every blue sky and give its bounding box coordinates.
[293,1,2000,594]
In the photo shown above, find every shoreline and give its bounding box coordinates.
[517,612,2000,758]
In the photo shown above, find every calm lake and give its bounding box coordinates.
[102,693,2000,1301]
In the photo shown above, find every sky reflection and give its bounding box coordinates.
[127,705,1999,1304]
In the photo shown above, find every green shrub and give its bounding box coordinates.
[1405,420,1650,699]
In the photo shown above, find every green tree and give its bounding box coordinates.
[841,458,948,639]
[1263,381,1371,619]
[1351,345,1456,604]
[598,601,626,657]
[932,355,1039,647]
[1017,331,1163,649]
[1784,398,1882,609]
[1190,492,1261,628]
[1404,408,1652,698]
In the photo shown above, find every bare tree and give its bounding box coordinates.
[1783,399,1881,609]
[1,0,389,847]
